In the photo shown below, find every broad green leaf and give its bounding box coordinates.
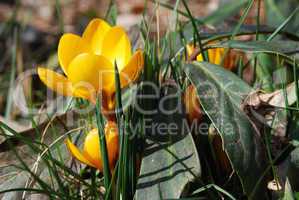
[184,61,267,197]
[135,85,201,199]
[210,40,299,55]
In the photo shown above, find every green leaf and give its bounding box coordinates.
[105,2,117,26]
[256,45,275,92]
[210,40,299,55]
[135,85,201,199]
[121,85,137,113]
[184,62,267,197]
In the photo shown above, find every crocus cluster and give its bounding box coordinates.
[38,18,144,171]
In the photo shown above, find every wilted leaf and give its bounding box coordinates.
[245,81,299,108]
[242,80,299,138]
[184,61,267,197]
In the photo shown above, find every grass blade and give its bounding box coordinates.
[267,6,299,41]
[95,96,111,198]
[5,27,18,119]
[181,0,207,61]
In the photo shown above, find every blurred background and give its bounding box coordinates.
[0,0,220,33]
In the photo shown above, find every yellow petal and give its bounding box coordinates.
[212,49,219,65]
[67,53,114,94]
[37,67,73,96]
[186,44,195,58]
[101,26,132,70]
[196,53,204,62]
[38,67,93,100]
[208,49,216,64]
[83,129,103,170]
[66,138,97,168]
[83,123,119,171]
[58,34,87,75]
[213,48,224,65]
[82,18,111,55]
[72,88,97,104]
[119,50,144,89]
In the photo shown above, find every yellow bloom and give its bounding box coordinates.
[186,44,236,71]
[38,18,144,111]
[66,121,119,171]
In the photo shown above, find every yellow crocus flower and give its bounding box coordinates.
[38,18,144,113]
[186,44,236,71]
[66,121,119,171]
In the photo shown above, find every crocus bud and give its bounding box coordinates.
[183,84,203,125]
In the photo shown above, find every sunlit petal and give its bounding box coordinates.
[119,50,144,89]
[186,44,195,58]
[208,49,216,64]
[58,34,87,74]
[196,53,204,62]
[37,67,73,97]
[83,129,102,170]
[66,139,97,168]
[82,18,111,55]
[67,53,114,94]
[83,124,119,170]
[101,26,132,70]
[213,48,224,65]
[72,88,97,104]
